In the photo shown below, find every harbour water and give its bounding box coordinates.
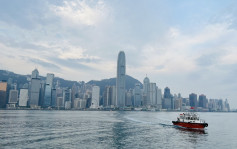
[0,110,236,148]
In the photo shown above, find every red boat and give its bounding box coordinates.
[172,112,208,129]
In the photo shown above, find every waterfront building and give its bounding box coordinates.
[56,97,64,108]
[91,86,100,108]
[110,86,116,106]
[143,76,150,106]
[8,89,18,104]
[63,88,71,109]
[29,78,41,108]
[31,69,39,79]
[198,94,208,108]
[103,86,110,107]
[134,83,142,107]
[0,81,8,108]
[43,73,54,107]
[156,87,162,109]
[149,83,156,106]
[43,84,51,107]
[189,93,198,108]
[46,73,54,88]
[39,80,46,107]
[71,84,78,108]
[116,51,126,107]
[164,87,171,98]
[19,89,28,107]
[125,89,133,106]
[51,89,56,107]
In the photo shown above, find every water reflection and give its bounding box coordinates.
[177,127,207,134]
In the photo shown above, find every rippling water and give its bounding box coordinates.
[0,110,236,148]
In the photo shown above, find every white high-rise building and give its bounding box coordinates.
[110,86,116,106]
[149,83,156,106]
[134,83,142,107]
[116,51,126,107]
[8,90,18,104]
[91,86,100,108]
[46,73,54,88]
[143,76,150,106]
[19,89,28,107]
[31,69,39,79]
[156,87,162,109]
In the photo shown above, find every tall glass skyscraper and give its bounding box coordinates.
[116,51,126,107]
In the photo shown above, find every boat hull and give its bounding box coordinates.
[172,121,208,129]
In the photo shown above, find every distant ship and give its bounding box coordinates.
[172,111,208,129]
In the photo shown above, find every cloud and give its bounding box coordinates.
[27,58,61,70]
[51,0,110,26]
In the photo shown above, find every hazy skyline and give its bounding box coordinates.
[0,0,237,108]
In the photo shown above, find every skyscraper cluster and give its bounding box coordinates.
[0,51,231,111]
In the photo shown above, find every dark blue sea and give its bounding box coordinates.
[0,110,236,148]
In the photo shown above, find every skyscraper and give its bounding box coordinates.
[156,87,162,109]
[109,86,116,106]
[199,94,207,108]
[46,73,54,88]
[116,51,126,107]
[134,83,142,107]
[0,81,8,108]
[91,86,100,108]
[29,69,41,108]
[143,76,150,106]
[43,85,51,107]
[29,78,41,108]
[149,83,156,106]
[189,93,197,108]
[19,89,28,107]
[31,69,39,79]
[8,89,18,104]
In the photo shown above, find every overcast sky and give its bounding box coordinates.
[0,0,237,108]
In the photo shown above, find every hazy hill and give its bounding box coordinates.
[87,75,143,95]
[0,70,81,89]
[0,70,142,94]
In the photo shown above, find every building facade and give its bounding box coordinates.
[116,51,126,107]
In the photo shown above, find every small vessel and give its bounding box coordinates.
[172,112,208,129]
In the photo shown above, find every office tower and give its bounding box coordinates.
[116,51,126,107]
[56,97,64,108]
[198,94,208,108]
[156,87,162,109]
[43,73,54,107]
[103,86,110,107]
[31,69,39,79]
[46,73,54,88]
[8,89,18,104]
[19,89,28,107]
[51,89,56,107]
[0,81,8,108]
[91,86,100,108]
[143,76,150,106]
[29,69,41,108]
[110,86,116,106]
[189,93,197,108]
[149,83,156,106]
[134,83,142,107]
[63,88,72,109]
[125,89,133,106]
[43,85,51,107]
[164,87,171,98]
[29,78,41,108]
[71,84,77,108]
[163,87,173,110]
[39,80,46,107]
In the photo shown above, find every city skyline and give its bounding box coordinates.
[0,0,237,107]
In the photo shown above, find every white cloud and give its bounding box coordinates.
[51,0,110,26]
